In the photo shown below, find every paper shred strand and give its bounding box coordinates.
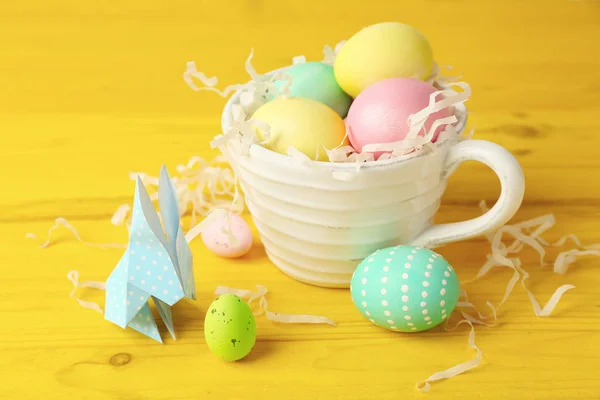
[416,320,482,392]
[463,201,600,318]
[111,204,131,228]
[185,207,239,247]
[244,49,260,81]
[292,55,306,64]
[183,61,241,97]
[456,292,497,325]
[115,155,245,232]
[214,285,337,326]
[415,293,497,391]
[322,40,345,65]
[333,40,346,56]
[553,249,600,274]
[66,270,106,314]
[185,208,228,243]
[459,301,497,327]
[517,261,576,317]
[287,146,314,166]
[424,202,599,391]
[26,218,127,249]
[27,154,244,249]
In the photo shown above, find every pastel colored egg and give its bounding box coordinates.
[251,97,348,161]
[272,62,352,118]
[201,211,253,258]
[345,77,452,157]
[350,245,460,332]
[334,22,434,98]
[204,294,257,361]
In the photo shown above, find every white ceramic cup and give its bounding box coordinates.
[220,77,525,288]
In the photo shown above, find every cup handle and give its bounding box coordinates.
[409,139,525,249]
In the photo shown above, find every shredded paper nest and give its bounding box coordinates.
[183,41,472,174]
[27,38,600,393]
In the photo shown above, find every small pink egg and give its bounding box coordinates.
[345,78,452,158]
[201,212,253,258]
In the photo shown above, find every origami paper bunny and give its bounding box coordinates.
[104,166,195,342]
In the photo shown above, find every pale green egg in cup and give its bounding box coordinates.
[270,61,352,118]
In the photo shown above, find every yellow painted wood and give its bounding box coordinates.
[1,1,599,398]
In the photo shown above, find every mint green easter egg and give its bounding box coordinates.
[272,62,352,118]
[350,245,460,332]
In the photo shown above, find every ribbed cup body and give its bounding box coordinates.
[222,139,458,288]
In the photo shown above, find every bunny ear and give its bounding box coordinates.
[131,175,168,248]
[157,166,195,300]
[158,165,180,251]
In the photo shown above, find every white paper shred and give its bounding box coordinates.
[66,270,106,314]
[322,40,346,65]
[292,55,306,65]
[455,290,498,327]
[183,61,240,97]
[111,204,131,228]
[214,285,337,326]
[331,171,357,181]
[287,146,314,166]
[185,207,240,248]
[27,154,244,249]
[553,249,600,274]
[116,155,245,231]
[461,201,600,318]
[417,320,482,392]
[418,200,600,391]
[360,82,470,157]
[26,218,127,249]
[415,290,496,391]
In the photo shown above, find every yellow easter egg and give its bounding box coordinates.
[334,22,434,98]
[251,97,347,161]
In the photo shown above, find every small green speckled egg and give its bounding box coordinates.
[350,245,460,332]
[271,62,353,118]
[204,294,256,361]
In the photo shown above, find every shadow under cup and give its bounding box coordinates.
[219,81,524,288]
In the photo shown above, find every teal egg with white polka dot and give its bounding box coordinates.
[350,245,460,332]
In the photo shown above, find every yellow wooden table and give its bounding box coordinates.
[2,1,600,398]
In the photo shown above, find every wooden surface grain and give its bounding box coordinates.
[1,1,600,399]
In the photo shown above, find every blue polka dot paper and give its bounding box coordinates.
[104,166,196,343]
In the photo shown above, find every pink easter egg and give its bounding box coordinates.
[201,212,253,258]
[345,78,452,158]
